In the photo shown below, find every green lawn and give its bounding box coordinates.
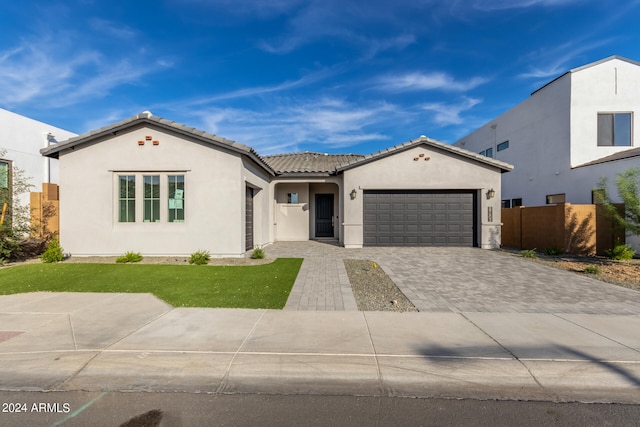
[0,258,303,309]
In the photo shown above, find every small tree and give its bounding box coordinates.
[0,148,35,261]
[595,167,640,235]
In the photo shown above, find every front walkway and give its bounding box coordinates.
[265,241,640,314]
[266,241,359,311]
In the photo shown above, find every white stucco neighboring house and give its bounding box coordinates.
[453,55,640,248]
[41,112,512,257]
[0,108,76,222]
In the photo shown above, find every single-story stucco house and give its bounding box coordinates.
[40,112,513,257]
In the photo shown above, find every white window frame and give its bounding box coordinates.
[114,172,187,225]
[168,175,185,223]
[118,175,136,223]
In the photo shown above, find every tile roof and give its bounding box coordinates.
[40,112,513,176]
[41,111,275,175]
[263,152,365,174]
[337,136,513,173]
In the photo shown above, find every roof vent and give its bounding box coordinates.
[139,111,153,119]
[419,135,426,138]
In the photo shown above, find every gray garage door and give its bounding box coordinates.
[363,190,476,247]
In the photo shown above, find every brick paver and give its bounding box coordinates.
[266,241,640,314]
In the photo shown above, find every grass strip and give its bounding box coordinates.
[0,258,302,309]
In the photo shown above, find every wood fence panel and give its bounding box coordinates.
[502,203,617,255]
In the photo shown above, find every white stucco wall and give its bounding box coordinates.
[273,182,310,241]
[342,144,504,249]
[570,58,640,167]
[271,179,342,241]
[57,124,267,257]
[242,158,272,249]
[454,57,640,208]
[454,73,571,207]
[0,108,76,210]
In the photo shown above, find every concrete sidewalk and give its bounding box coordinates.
[1,292,639,403]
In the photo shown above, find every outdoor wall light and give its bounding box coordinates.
[486,188,496,199]
[350,189,357,200]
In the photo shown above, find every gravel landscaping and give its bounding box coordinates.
[344,259,417,312]
[498,249,640,291]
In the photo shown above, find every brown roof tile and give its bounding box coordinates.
[263,152,365,174]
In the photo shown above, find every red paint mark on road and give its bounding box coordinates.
[0,331,24,343]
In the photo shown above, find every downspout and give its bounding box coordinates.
[45,133,57,183]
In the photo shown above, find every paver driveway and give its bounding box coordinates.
[265,241,640,314]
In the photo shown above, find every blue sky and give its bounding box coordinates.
[1,0,640,155]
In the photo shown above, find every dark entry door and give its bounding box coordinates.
[245,186,254,250]
[315,194,334,238]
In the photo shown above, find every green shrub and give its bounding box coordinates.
[520,248,537,258]
[543,246,564,256]
[40,238,64,263]
[605,244,635,260]
[584,265,600,274]
[251,246,265,259]
[189,250,211,265]
[0,228,21,262]
[116,251,143,263]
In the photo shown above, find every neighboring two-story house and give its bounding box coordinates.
[0,108,76,226]
[454,56,640,246]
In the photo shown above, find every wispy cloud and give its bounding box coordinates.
[181,67,341,106]
[376,71,489,92]
[452,0,580,12]
[89,18,137,40]
[421,97,482,126]
[189,98,397,154]
[174,0,306,20]
[81,109,135,134]
[0,33,171,108]
[254,0,427,56]
[518,38,617,80]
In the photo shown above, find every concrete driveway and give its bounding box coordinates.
[265,241,640,314]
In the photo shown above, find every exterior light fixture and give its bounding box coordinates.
[486,188,496,199]
[350,189,357,200]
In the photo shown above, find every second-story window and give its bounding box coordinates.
[598,113,632,146]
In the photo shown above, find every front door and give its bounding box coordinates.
[315,194,334,238]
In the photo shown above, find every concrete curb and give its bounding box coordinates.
[1,294,639,403]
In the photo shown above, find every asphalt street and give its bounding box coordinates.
[2,391,640,427]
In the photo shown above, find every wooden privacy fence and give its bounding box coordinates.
[501,203,624,255]
[30,183,60,239]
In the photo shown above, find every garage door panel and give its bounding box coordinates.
[363,190,475,247]
[377,224,391,233]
